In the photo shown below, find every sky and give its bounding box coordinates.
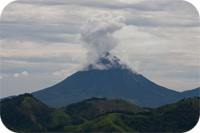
[0,0,200,98]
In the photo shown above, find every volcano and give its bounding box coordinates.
[32,53,198,108]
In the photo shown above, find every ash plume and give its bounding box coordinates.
[80,11,125,69]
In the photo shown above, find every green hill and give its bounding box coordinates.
[64,97,145,120]
[0,94,84,132]
[63,97,200,132]
[0,94,144,132]
[0,94,199,132]
[0,94,53,132]
[64,113,136,132]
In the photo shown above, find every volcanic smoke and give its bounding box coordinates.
[80,11,125,69]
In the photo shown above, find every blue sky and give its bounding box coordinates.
[0,0,200,98]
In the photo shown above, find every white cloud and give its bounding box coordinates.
[14,73,20,78]
[13,71,29,78]
[22,71,29,76]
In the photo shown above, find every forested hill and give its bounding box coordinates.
[0,94,199,132]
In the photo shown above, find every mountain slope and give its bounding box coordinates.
[32,54,199,108]
[0,94,85,132]
[64,97,145,120]
[0,94,53,132]
[32,55,183,108]
[63,97,200,132]
[181,87,200,98]
[33,68,182,108]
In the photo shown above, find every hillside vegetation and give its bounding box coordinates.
[0,94,199,132]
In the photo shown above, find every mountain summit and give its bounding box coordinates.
[86,52,130,71]
[32,54,198,108]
